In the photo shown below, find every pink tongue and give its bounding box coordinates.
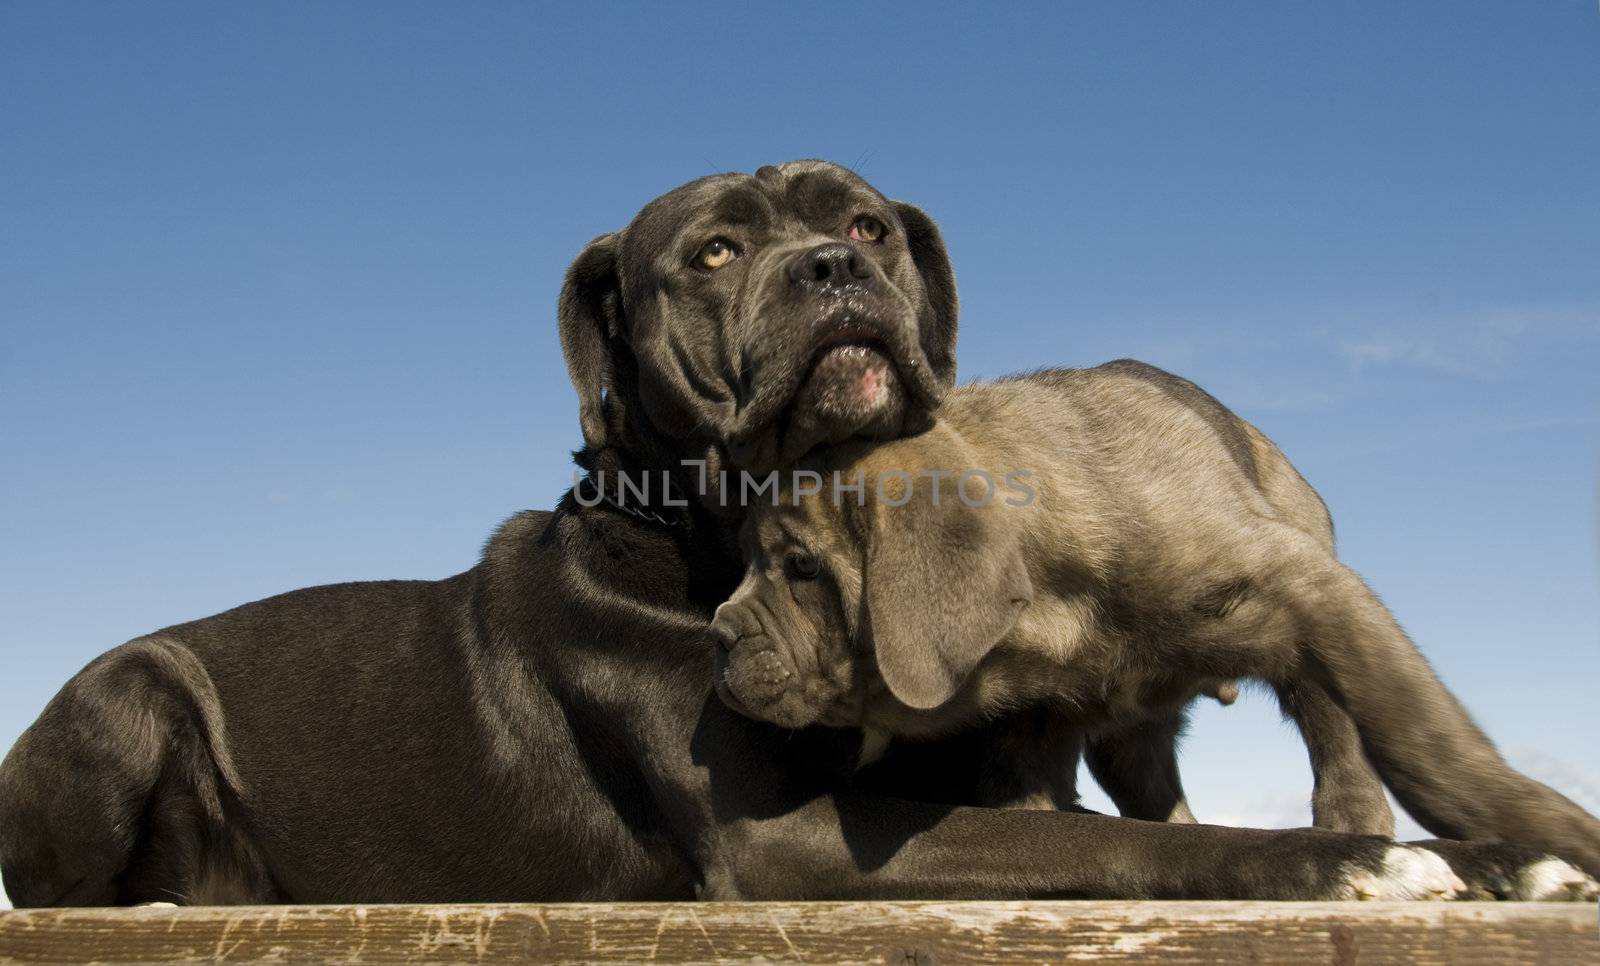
[859,365,886,405]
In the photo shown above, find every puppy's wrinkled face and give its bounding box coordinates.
[710,430,1034,733]
[711,491,866,730]
[583,161,955,481]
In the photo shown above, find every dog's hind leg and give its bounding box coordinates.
[0,637,272,906]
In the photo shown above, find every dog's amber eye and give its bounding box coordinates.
[848,215,885,243]
[696,239,737,270]
[786,552,822,581]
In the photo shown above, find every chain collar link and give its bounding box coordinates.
[573,474,683,528]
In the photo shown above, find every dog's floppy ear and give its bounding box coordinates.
[559,233,623,451]
[863,483,1032,710]
[892,201,958,388]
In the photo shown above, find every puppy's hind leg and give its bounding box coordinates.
[1273,680,1393,836]
[0,637,271,906]
[1263,529,1600,878]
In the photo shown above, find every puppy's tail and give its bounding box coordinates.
[0,636,243,907]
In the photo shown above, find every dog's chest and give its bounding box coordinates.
[983,613,1215,727]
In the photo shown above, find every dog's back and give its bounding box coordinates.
[950,359,1333,551]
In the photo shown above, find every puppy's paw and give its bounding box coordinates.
[1338,844,1464,901]
[1411,840,1600,901]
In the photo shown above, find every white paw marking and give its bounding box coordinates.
[1343,845,1464,901]
[1515,857,1600,902]
[135,901,179,908]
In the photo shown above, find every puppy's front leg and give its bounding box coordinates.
[973,706,1087,811]
[1084,711,1197,824]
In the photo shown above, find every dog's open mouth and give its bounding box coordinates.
[724,308,944,473]
[799,325,903,423]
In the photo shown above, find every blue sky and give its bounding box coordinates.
[2,2,1597,898]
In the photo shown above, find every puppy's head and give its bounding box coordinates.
[559,161,958,506]
[711,429,1033,729]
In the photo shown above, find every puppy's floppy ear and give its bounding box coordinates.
[559,233,623,451]
[863,483,1032,710]
[892,201,958,388]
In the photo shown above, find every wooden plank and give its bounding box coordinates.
[1,901,1595,965]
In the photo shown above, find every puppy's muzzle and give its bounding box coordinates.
[711,604,823,730]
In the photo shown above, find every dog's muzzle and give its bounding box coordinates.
[724,243,944,470]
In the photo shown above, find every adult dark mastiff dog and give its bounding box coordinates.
[0,160,1515,906]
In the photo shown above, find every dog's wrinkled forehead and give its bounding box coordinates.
[617,161,884,284]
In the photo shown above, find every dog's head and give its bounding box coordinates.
[710,428,1033,729]
[560,161,958,505]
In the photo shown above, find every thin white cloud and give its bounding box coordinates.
[1336,306,1600,378]
[1204,792,1312,830]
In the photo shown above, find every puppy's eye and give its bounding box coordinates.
[695,238,738,270]
[785,552,822,581]
[848,215,885,243]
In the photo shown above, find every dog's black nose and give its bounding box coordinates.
[789,243,874,288]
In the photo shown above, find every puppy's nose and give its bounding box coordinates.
[788,242,874,288]
[709,610,737,653]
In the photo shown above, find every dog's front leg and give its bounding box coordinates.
[702,789,1468,901]
[648,696,1458,901]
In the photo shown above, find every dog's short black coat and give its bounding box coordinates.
[0,161,1572,905]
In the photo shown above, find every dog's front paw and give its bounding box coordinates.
[1515,857,1600,901]
[1336,844,1465,901]
[1413,840,1600,901]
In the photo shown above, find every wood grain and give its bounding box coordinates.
[2,901,1595,965]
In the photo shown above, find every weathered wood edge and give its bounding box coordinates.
[2,901,1596,965]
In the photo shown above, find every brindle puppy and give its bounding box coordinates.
[713,360,1600,899]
